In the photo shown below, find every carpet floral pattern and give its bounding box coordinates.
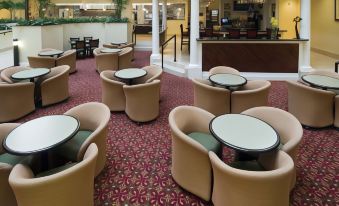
[15,51,338,206]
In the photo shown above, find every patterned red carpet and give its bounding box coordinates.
[17,51,338,206]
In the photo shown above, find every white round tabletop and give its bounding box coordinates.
[38,49,64,57]
[3,115,80,155]
[209,73,247,88]
[101,48,122,53]
[111,41,127,45]
[11,68,50,80]
[302,74,339,90]
[210,114,280,152]
[114,68,147,80]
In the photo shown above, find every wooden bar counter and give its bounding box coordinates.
[197,38,309,73]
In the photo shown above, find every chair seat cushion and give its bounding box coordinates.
[55,130,93,162]
[0,153,25,166]
[36,162,77,177]
[230,161,265,171]
[188,132,221,153]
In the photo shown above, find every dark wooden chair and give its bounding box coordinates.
[180,24,189,51]
[70,37,80,49]
[335,61,339,73]
[84,37,93,54]
[227,29,240,39]
[88,39,99,56]
[75,40,86,58]
[247,29,258,39]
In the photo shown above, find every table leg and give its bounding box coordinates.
[235,151,258,161]
[41,151,49,171]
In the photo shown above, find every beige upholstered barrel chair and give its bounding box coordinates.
[169,106,221,201]
[105,42,135,60]
[28,56,56,69]
[134,65,163,84]
[123,80,161,122]
[287,80,336,128]
[209,150,294,206]
[0,82,35,123]
[118,47,133,70]
[336,96,339,128]
[192,78,231,116]
[231,80,271,113]
[40,65,70,107]
[56,50,77,73]
[242,106,303,189]
[0,66,29,83]
[100,70,126,112]
[93,48,119,73]
[9,143,98,206]
[209,66,240,75]
[54,102,110,176]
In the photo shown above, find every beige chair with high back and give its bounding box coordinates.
[134,65,163,84]
[40,65,70,106]
[287,80,335,128]
[336,96,339,128]
[103,42,135,60]
[93,48,119,73]
[169,106,221,201]
[28,56,56,69]
[100,70,126,111]
[242,106,303,189]
[56,50,77,73]
[192,78,231,116]
[231,80,271,113]
[0,82,35,123]
[209,66,240,75]
[123,80,161,122]
[209,150,294,206]
[1,67,29,83]
[54,102,110,176]
[118,47,133,70]
[9,143,98,206]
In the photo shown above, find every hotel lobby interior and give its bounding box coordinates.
[0,0,338,206]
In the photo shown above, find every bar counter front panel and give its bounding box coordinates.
[200,39,306,73]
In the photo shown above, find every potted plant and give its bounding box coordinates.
[113,0,128,19]
[270,17,279,39]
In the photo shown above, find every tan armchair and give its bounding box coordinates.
[336,96,339,128]
[9,143,98,206]
[169,106,221,201]
[118,47,133,70]
[100,70,126,111]
[1,67,29,83]
[242,106,303,189]
[0,82,35,122]
[192,78,231,116]
[133,65,163,84]
[93,48,119,73]
[209,150,294,206]
[28,56,56,69]
[287,81,335,128]
[231,80,271,113]
[40,65,70,107]
[56,50,77,73]
[55,102,110,176]
[209,66,240,75]
[123,80,160,122]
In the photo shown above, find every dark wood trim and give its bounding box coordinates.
[25,0,29,20]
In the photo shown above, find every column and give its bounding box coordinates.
[300,0,312,73]
[151,0,160,62]
[188,0,200,70]
[162,0,167,30]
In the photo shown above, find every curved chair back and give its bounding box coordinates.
[169,106,216,201]
[118,47,133,70]
[209,150,294,206]
[1,67,29,83]
[28,56,56,69]
[192,78,231,116]
[56,50,77,73]
[9,144,98,206]
[287,80,335,128]
[41,65,70,106]
[64,102,110,176]
[231,80,271,113]
[309,70,339,79]
[209,66,240,75]
[94,48,119,73]
[134,65,163,84]
[0,123,21,206]
[100,70,126,111]
[123,80,161,122]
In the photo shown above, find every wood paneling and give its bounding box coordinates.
[202,43,299,73]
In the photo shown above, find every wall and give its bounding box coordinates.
[278,0,300,39]
[311,0,339,57]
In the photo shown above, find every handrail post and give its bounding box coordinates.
[162,45,164,69]
[174,35,176,62]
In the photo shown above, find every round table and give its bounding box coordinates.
[111,42,127,46]
[114,68,147,85]
[210,114,280,160]
[101,48,122,53]
[11,68,50,82]
[209,73,247,89]
[38,49,64,57]
[301,74,339,90]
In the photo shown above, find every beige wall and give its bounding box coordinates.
[311,0,339,56]
[278,0,300,39]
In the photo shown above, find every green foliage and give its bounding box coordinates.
[112,0,128,19]
[37,0,53,18]
[0,0,25,19]
[15,17,129,26]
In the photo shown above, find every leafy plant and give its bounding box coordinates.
[15,17,129,26]
[113,0,128,19]
[37,0,53,18]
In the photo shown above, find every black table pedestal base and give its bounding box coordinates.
[235,152,258,161]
